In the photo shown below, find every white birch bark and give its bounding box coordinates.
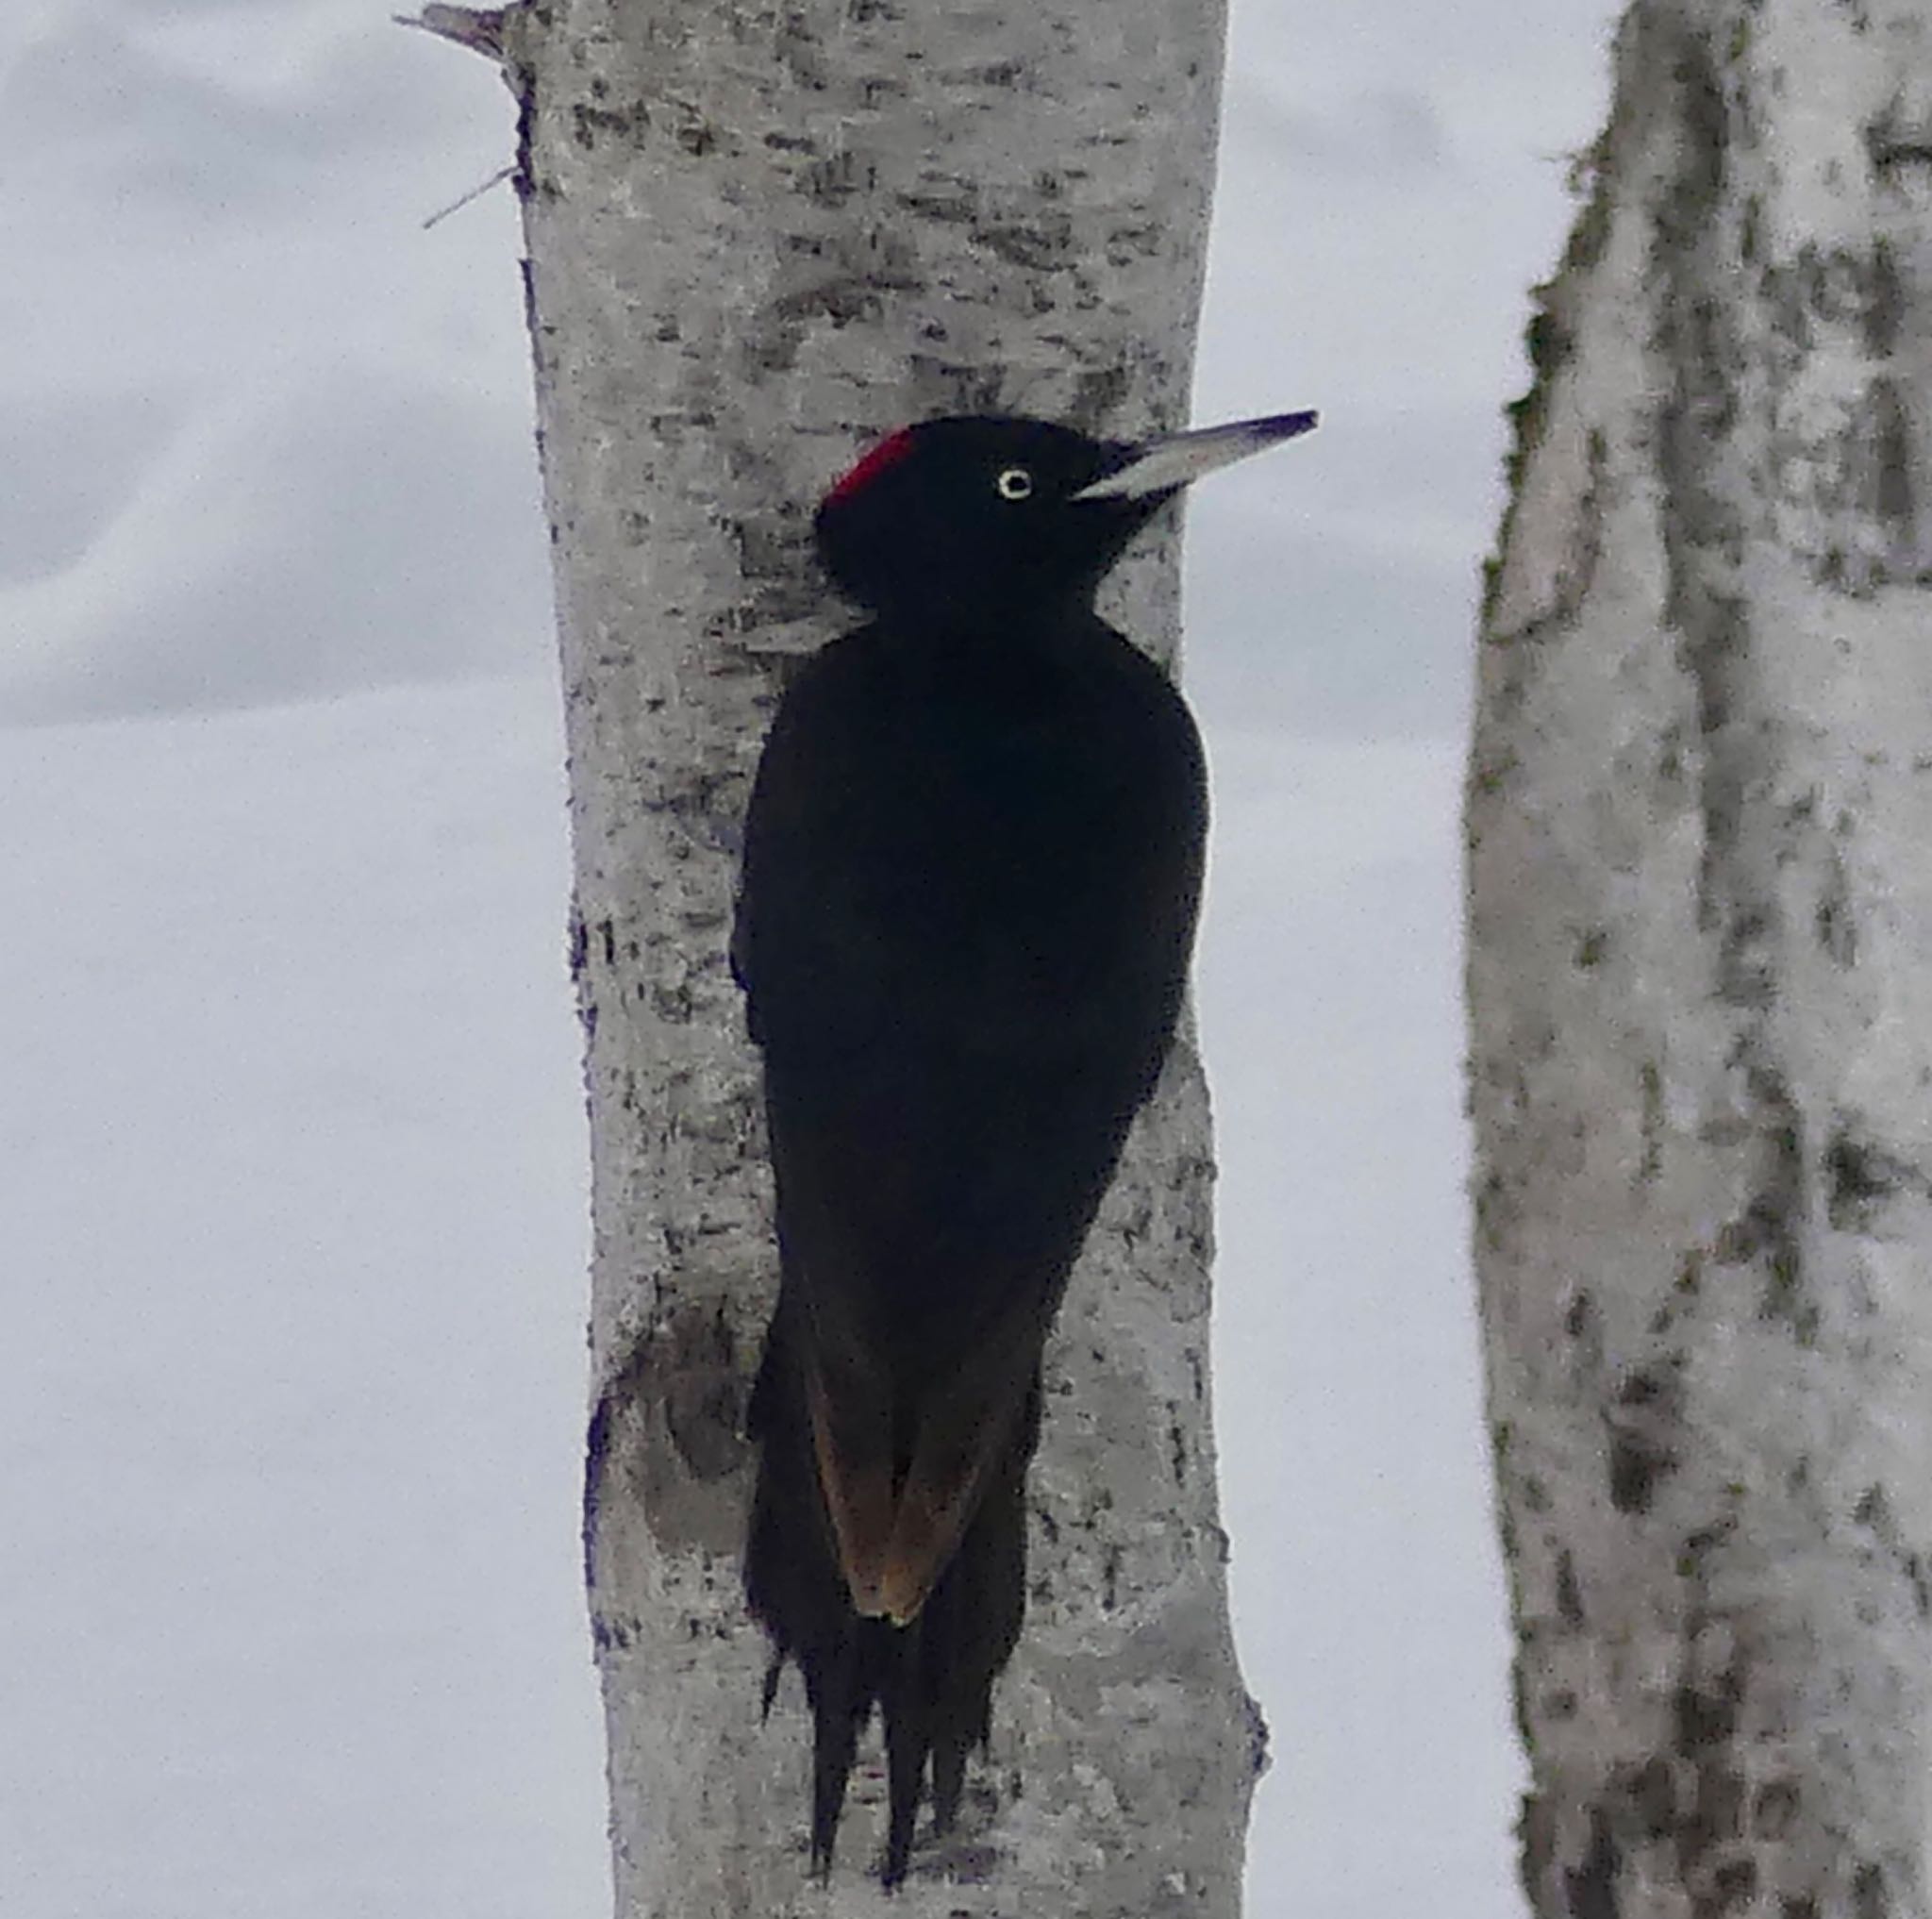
[445,3,1260,1911]
[1469,2,1932,1913]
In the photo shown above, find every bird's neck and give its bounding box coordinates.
[889,587,1105,657]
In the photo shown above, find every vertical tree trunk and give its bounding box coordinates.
[1469,2,1932,1914]
[490,2,1260,1911]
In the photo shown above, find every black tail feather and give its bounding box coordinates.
[880,1629,927,1885]
[745,1301,1040,1882]
[929,1736,969,1840]
[806,1629,866,1877]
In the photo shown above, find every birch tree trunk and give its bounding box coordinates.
[1469,2,1932,1913]
[467,3,1258,1911]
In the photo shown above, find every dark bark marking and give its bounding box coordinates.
[1698,1069,1808,1334]
[1475,1170,1518,1256]
[1674,1654,1741,1757]
[1705,1858,1757,1915]
[1556,1549,1586,1627]
[1639,1062,1664,1184]
[1683,1769,1748,1882]
[1854,1861,1889,1919]
[571,96,651,151]
[1865,239,1903,357]
[1243,1692,1271,1782]
[1621,1755,1676,1839]
[1867,375,1914,538]
[1069,362,1134,435]
[1825,1126,1912,1229]
[584,1382,617,1592]
[1564,1806,1622,1919]
[1677,1512,1738,1579]
[1671,1610,1755,1917]
[1816,838,1857,966]
[1763,241,1904,355]
[1762,231,1919,594]
[567,909,599,1042]
[1607,1363,1684,1515]
[978,219,1077,273]
[771,274,896,329]
[1753,1778,1800,1840]
[1852,1481,1932,1618]
[1855,1482,1892,1531]
[1608,1434,1674,1514]
[1866,101,1932,181]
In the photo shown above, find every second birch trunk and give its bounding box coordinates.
[1470,2,1932,1913]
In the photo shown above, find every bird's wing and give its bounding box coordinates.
[730,632,883,1056]
[789,1291,896,1614]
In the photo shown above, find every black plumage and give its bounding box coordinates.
[733,409,1315,1883]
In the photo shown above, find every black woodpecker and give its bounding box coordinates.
[732,408,1317,1884]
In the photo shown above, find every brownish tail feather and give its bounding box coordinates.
[802,1358,896,1616]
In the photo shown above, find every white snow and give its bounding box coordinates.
[0,682,608,1919]
[1205,735,1520,1916]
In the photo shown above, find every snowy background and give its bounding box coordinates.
[0,2,1616,1913]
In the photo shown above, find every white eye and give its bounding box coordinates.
[994,466,1034,501]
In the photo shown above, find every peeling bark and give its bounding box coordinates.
[491,0,1259,1911]
[1470,2,1932,1915]
[395,6,507,63]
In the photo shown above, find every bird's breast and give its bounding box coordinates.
[736,620,1205,1080]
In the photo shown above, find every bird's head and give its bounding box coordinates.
[813,409,1317,622]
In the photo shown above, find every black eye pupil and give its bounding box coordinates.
[997,468,1033,500]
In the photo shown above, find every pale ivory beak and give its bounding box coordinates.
[1072,409,1320,501]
